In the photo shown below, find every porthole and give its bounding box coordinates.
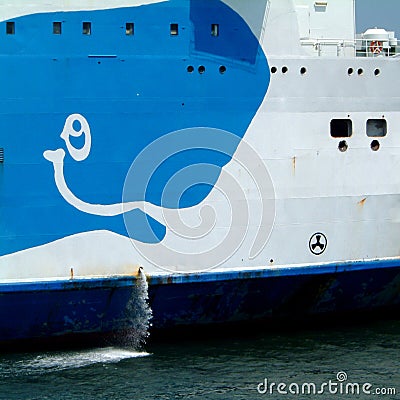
[198,65,205,74]
[282,66,288,74]
[367,119,387,137]
[300,67,307,75]
[53,22,62,35]
[6,22,15,35]
[219,65,226,74]
[187,65,194,73]
[82,22,91,35]
[126,22,134,36]
[211,24,219,37]
[357,68,363,75]
[347,67,354,75]
[271,66,277,74]
[338,140,348,152]
[331,119,352,138]
[374,68,380,76]
[170,23,178,36]
[370,140,380,151]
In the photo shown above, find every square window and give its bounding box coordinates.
[170,23,178,36]
[367,119,387,137]
[6,22,15,35]
[126,22,134,35]
[211,23,219,37]
[330,119,352,137]
[53,21,62,35]
[314,1,328,11]
[83,22,91,35]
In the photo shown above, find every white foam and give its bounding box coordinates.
[17,347,150,374]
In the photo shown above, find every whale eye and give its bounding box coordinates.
[60,114,92,162]
[72,119,82,132]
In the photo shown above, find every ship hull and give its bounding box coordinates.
[0,0,400,345]
[1,259,400,345]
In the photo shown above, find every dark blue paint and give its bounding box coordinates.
[190,0,260,64]
[0,0,269,255]
[1,259,400,342]
[0,281,136,341]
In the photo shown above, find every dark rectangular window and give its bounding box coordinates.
[6,22,15,35]
[211,23,219,37]
[170,23,178,36]
[330,119,352,137]
[126,22,134,35]
[83,22,91,35]
[367,119,387,137]
[53,21,62,35]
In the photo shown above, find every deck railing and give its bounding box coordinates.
[300,37,399,57]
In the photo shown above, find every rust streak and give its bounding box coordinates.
[292,156,296,174]
[358,197,367,207]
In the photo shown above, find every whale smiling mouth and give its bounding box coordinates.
[43,113,169,225]
[44,113,276,270]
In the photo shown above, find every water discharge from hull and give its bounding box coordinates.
[118,268,153,349]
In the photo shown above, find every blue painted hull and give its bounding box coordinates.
[0,278,136,342]
[0,1,399,346]
[1,260,400,344]
[149,260,400,328]
[0,0,269,254]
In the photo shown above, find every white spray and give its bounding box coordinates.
[120,267,153,349]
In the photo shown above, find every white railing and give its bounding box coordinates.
[300,37,399,57]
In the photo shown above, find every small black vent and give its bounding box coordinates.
[6,22,15,35]
[0,148,4,163]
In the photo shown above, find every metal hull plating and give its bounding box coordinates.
[149,260,400,328]
[1,0,400,344]
[0,278,137,342]
[1,259,400,344]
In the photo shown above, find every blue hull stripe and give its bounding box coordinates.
[1,258,400,292]
[1,259,400,341]
[149,258,400,285]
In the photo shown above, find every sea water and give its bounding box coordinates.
[0,318,399,400]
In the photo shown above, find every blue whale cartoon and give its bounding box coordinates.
[0,0,270,255]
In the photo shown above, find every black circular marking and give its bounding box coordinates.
[309,232,327,255]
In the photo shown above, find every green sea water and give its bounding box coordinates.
[0,319,399,400]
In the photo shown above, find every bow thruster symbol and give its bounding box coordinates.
[309,232,327,255]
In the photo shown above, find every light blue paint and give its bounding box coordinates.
[356,0,400,34]
[0,0,270,255]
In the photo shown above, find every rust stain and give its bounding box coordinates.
[358,197,367,207]
[131,265,143,277]
[70,267,74,279]
[292,156,296,174]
